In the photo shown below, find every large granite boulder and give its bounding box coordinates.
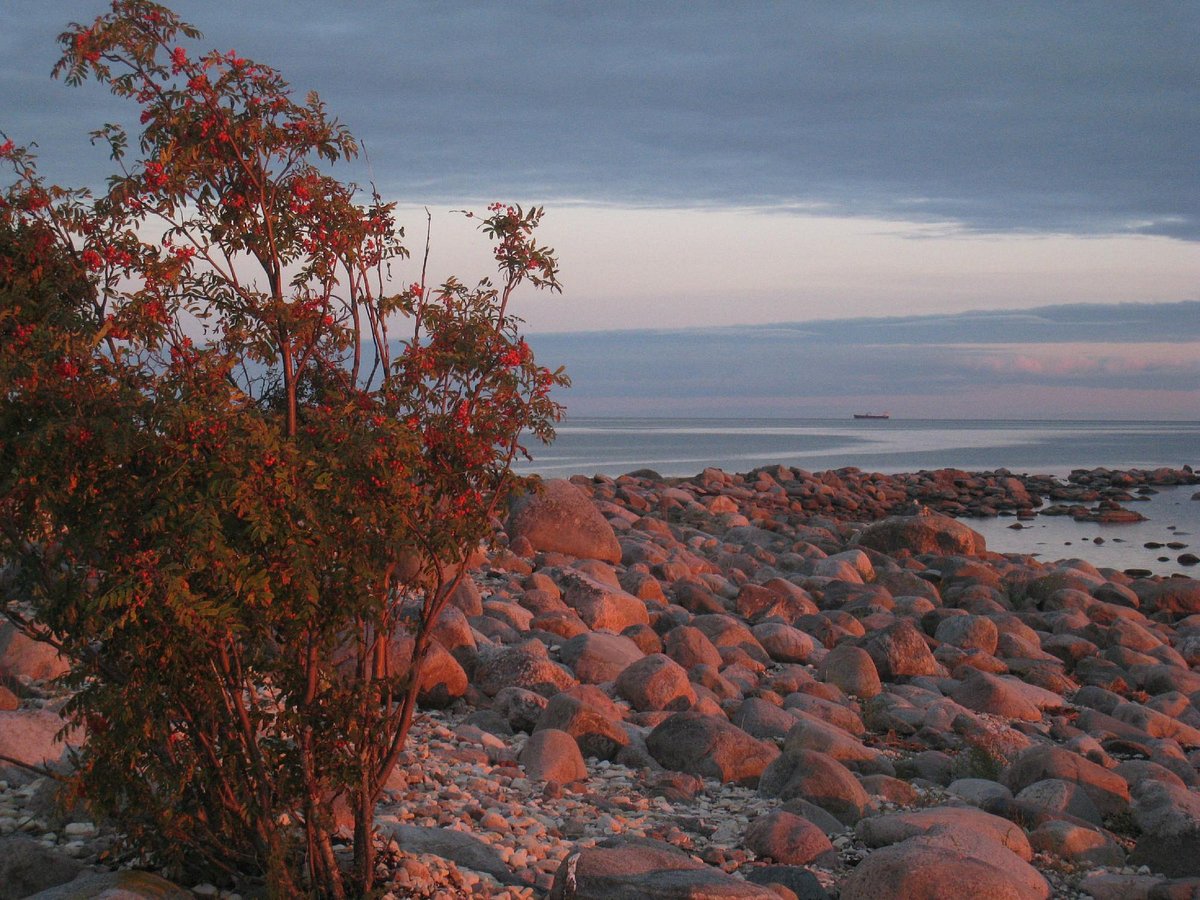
[1001,745,1130,819]
[21,870,191,899]
[519,728,587,784]
[0,836,83,900]
[839,830,1050,900]
[950,669,1044,721]
[1134,578,1200,617]
[1128,779,1200,877]
[759,748,872,824]
[559,632,645,684]
[536,688,630,761]
[0,623,69,682]
[473,640,577,698]
[560,574,651,632]
[854,513,986,557]
[0,709,80,786]
[615,653,696,712]
[819,644,882,698]
[855,807,1033,860]
[646,712,779,787]
[861,620,940,680]
[507,479,622,563]
[379,823,517,885]
[743,809,836,866]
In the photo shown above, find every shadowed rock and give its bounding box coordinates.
[536,688,630,761]
[853,513,986,557]
[0,623,69,682]
[759,748,872,824]
[0,710,80,786]
[473,640,576,698]
[549,837,777,899]
[647,712,779,787]
[1030,820,1124,867]
[861,620,940,680]
[819,644,882,698]
[855,806,1034,860]
[380,824,518,884]
[1001,745,1130,819]
[0,836,83,900]
[743,809,836,866]
[950,669,1043,721]
[839,830,1050,900]
[21,870,191,899]
[1128,780,1200,877]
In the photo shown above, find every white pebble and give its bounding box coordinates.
[64,821,97,838]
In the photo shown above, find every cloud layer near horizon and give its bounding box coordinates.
[3,2,1197,240]
[526,301,1200,420]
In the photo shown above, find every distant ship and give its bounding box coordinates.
[853,413,890,420]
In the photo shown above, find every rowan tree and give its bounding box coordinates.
[0,2,566,895]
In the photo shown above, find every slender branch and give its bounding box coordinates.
[0,752,65,781]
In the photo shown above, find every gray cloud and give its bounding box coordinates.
[3,2,1197,238]
[526,301,1200,416]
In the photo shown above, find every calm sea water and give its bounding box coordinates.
[516,417,1200,576]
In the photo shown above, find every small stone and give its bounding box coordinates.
[479,811,508,831]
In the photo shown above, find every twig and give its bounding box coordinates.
[0,752,65,781]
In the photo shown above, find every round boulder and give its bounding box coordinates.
[646,712,779,787]
[507,479,621,563]
[820,644,882,698]
[743,809,836,866]
[855,806,1033,860]
[758,748,872,824]
[473,640,577,698]
[615,653,696,712]
[561,574,651,633]
[1001,745,1131,819]
[861,620,940,680]
[559,632,645,684]
[535,688,630,761]
[935,614,999,655]
[854,513,986,557]
[840,831,1049,900]
[520,728,587,784]
[751,622,816,664]
[0,623,69,682]
[950,669,1043,722]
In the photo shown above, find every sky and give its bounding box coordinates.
[1,2,1197,418]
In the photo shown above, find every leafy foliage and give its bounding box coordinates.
[0,3,566,896]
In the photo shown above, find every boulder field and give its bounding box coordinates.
[2,464,1200,898]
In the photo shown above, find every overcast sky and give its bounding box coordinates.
[2,2,1197,417]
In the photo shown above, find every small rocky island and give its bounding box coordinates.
[2,464,1199,898]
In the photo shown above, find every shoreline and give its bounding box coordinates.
[516,418,1200,482]
[570,462,1200,577]
[3,464,1200,897]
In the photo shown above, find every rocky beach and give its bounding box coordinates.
[3,462,1200,899]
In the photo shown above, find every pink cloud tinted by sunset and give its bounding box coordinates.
[947,343,1200,378]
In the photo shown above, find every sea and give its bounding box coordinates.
[514,417,1200,577]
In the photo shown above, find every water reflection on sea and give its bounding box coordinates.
[967,486,1198,577]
